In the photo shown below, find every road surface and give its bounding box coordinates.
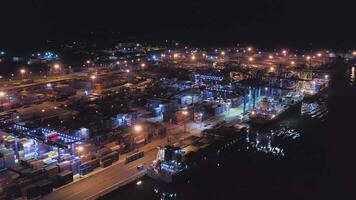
[42,148,157,200]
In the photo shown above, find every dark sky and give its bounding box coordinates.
[1,0,356,51]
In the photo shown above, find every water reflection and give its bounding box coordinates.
[350,66,355,86]
[154,187,177,200]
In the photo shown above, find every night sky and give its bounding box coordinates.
[1,0,356,51]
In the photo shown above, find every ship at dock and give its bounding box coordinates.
[249,92,304,124]
[147,127,248,183]
[146,146,186,183]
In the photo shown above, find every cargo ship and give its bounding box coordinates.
[249,92,303,124]
[146,146,186,183]
[147,128,248,183]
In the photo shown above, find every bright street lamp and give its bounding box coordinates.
[133,124,142,134]
[90,74,96,81]
[20,69,26,80]
[0,91,6,97]
[182,110,189,133]
[53,64,60,70]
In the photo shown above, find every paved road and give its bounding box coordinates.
[42,149,158,200]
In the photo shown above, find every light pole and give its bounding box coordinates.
[133,124,142,150]
[199,113,203,128]
[0,91,6,107]
[182,110,189,133]
[20,69,26,80]
[90,74,96,91]
[53,64,60,76]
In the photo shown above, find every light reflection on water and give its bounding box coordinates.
[350,66,355,86]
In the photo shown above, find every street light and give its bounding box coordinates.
[76,146,84,152]
[247,47,252,52]
[53,64,60,70]
[182,110,189,133]
[90,74,96,81]
[291,61,295,65]
[199,112,203,128]
[248,57,254,62]
[0,91,6,97]
[133,124,142,134]
[20,69,26,80]
[191,55,196,61]
[269,55,273,59]
[0,91,6,105]
[221,51,225,56]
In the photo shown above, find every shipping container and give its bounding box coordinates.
[71,159,81,175]
[125,151,144,163]
[100,158,113,168]
[53,170,73,188]
[57,161,71,172]
[100,151,119,163]
[22,184,40,200]
[35,179,53,196]
[4,183,21,199]
[44,165,58,178]
[97,147,112,157]
[79,165,93,176]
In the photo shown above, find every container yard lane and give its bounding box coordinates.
[42,148,158,200]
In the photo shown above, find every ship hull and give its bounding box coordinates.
[249,100,302,125]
